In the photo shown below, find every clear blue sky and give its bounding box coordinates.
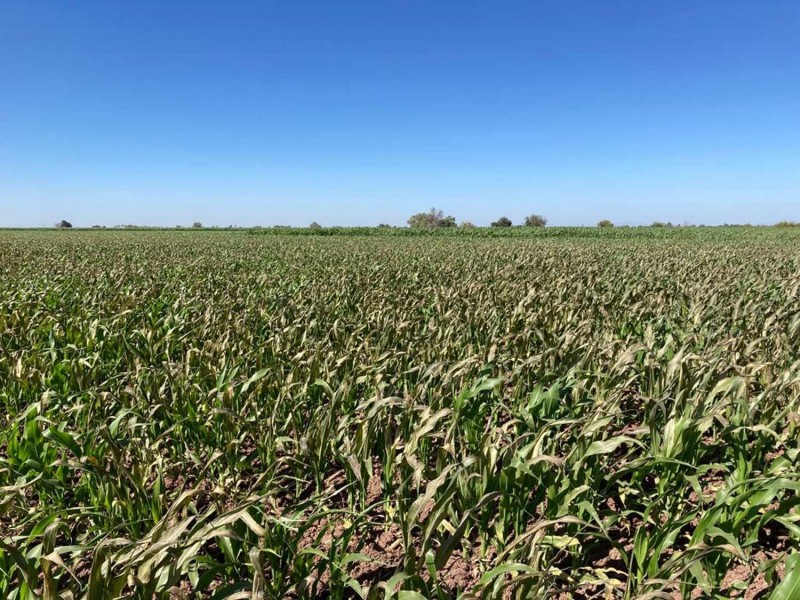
[2,1,798,227]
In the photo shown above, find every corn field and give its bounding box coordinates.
[2,229,800,599]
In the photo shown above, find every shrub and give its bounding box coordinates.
[408,208,457,229]
[491,216,513,228]
[524,214,547,227]
[597,220,614,228]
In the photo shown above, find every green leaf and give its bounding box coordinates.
[42,427,82,458]
[584,436,636,458]
[770,554,800,600]
[240,368,268,395]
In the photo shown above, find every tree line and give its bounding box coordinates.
[53,212,800,229]
[407,208,552,229]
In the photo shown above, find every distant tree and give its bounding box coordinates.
[597,219,614,228]
[523,214,547,227]
[192,222,203,228]
[55,220,73,228]
[775,221,800,227]
[407,207,456,229]
[491,216,513,228]
[650,221,673,228]
[377,223,392,229]
[460,221,476,229]
[309,221,322,229]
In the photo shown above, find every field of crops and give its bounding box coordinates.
[2,228,800,599]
